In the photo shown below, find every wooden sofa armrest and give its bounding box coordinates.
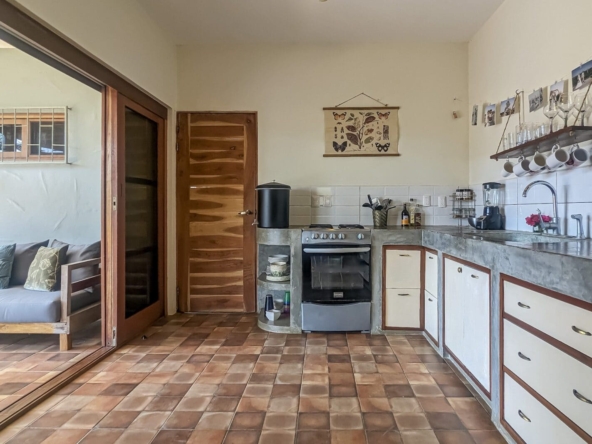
[60,258,101,322]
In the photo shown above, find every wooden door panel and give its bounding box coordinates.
[177,112,257,313]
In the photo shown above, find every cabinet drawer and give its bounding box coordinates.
[385,288,420,328]
[504,281,592,359]
[424,250,438,296]
[385,249,421,289]
[504,373,585,444]
[424,290,438,342]
[504,320,592,437]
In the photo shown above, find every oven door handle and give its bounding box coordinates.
[303,247,371,254]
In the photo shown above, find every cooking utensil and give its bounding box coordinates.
[367,195,373,206]
[362,203,372,208]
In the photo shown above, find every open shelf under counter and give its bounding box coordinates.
[257,273,291,291]
[491,125,592,160]
[257,309,293,333]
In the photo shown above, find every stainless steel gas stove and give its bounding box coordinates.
[301,224,372,332]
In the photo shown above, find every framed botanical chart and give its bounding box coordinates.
[323,107,400,157]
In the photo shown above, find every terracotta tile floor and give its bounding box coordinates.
[1,314,507,444]
[0,321,101,412]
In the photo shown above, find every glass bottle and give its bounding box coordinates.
[401,204,410,227]
[284,291,290,314]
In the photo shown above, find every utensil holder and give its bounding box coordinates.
[372,209,388,228]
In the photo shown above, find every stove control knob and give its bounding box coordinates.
[338,233,345,240]
[357,233,365,240]
[329,233,336,240]
[312,233,319,239]
[320,233,328,239]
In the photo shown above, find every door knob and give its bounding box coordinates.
[238,210,253,216]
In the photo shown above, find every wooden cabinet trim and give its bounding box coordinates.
[382,245,425,331]
[424,247,438,255]
[442,254,492,399]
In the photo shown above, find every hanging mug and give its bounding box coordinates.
[513,155,531,177]
[566,144,589,167]
[501,158,514,177]
[529,151,547,172]
[546,144,569,170]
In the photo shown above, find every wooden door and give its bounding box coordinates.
[106,88,166,346]
[177,112,257,313]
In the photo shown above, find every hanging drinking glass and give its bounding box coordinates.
[543,101,559,132]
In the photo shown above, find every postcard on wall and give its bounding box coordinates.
[499,96,520,118]
[323,107,399,157]
[572,60,592,91]
[484,104,497,126]
[549,80,567,104]
[471,105,478,126]
[528,88,544,112]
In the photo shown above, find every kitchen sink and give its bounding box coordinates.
[461,231,574,244]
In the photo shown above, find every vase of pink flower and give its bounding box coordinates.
[525,212,552,233]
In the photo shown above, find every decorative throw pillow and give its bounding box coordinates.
[9,240,49,286]
[0,244,16,289]
[23,246,68,292]
[50,240,101,282]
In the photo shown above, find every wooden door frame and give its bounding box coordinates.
[110,92,167,345]
[176,111,258,313]
[0,2,170,426]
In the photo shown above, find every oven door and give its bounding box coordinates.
[302,244,371,303]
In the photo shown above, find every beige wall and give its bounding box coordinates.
[178,43,469,187]
[13,0,179,314]
[0,48,101,244]
[468,0,592,182]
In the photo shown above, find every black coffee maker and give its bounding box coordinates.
[468,182,505,230]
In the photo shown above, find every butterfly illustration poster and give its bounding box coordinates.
[323,107,400,157]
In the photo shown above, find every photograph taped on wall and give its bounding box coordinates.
[572,60,592,91]
[323,107,399,157]
[499,96,519,118]
[484,104,496,126]
[549,80,567,104]
[471,105,478,126]
[529,88,544,112]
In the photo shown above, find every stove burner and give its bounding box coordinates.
[309,224,333,229]
[338,224,365,229]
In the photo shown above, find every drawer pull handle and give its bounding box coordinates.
[572,326,592,336]
[518,410,531,422]
[573,390,592,404]
[518,352,531,361]
[428,256,434,260]
[471,274,479,279]
[398,293,411,296]
[428,298,434,302]
[399,254,411,257]
[457,267,462,273]
[517,302,531,309]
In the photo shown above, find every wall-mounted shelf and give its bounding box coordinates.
[491,126,592,160]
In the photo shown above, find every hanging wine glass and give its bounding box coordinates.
[557,92,574,128]
[574,93,587,126]
[543,101,559,133]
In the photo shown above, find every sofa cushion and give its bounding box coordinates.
[0,244,16,289]
[50,240,100,282]
[0,286,100,323]
[24,246,68,292]
[10,240,49,286]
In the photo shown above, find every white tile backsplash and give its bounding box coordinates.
[384,186,409,196]
[291,195,311,206]
[334,195,359,206]
[334,186,359,196]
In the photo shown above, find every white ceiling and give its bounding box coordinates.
[137,0,504,45]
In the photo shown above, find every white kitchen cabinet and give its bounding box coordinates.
[385,249,421,289]
[385,289,421,328]
[444,257,490,395]
[424,290,438,342]
[383,247,422,329]
[424,250,438,296]
[504,374,585,444]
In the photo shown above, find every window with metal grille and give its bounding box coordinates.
[0,107,68,163]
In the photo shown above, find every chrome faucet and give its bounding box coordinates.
[522,180,560,235]
[571,214,585,239]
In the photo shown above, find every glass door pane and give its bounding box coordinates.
[124,107,159,318]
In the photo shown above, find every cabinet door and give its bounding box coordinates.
[463,267,490,392]
[385,289,421,328]
[385,250,421,289]
[424,290,438,342]
[424,250,438,296]
[444,259,465,359]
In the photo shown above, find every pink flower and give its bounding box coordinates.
[525,213,551,227]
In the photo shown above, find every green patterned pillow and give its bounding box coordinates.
[0,244,16,289]
[24,246,68,292]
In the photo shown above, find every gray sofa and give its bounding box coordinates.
[0,240,101,350]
